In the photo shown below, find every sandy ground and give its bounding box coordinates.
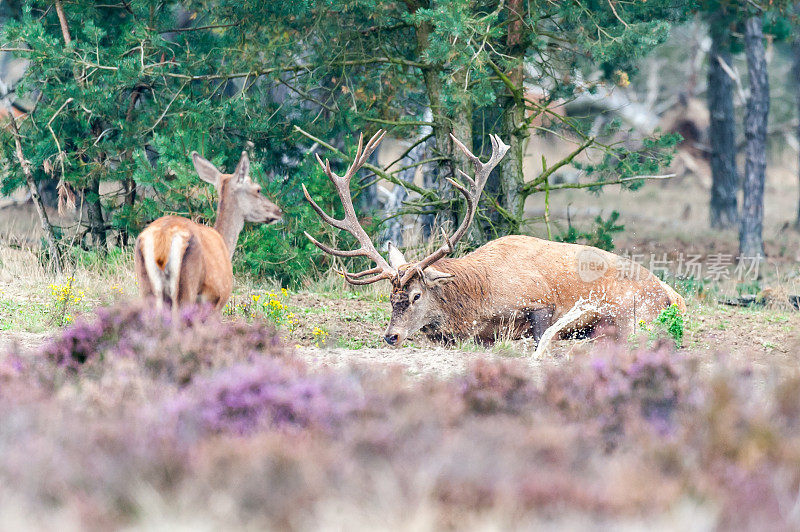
[4,291,799,383]
[298,345,495,379]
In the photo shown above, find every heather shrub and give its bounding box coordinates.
[173,357,365,436]
[459,359,534,415]
[0,381,188,529]
[543,343,688,440]
[0,351,25,381]
[188,433,338,528]
[4,310,800,530]
[39,303,286,385]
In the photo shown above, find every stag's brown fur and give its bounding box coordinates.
[386,235,685,345]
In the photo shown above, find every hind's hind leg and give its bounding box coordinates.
[134,240,164,313]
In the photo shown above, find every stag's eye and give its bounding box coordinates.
[412,293,421,303]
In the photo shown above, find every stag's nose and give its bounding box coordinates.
[384,333,399,346]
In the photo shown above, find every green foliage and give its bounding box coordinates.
[573,132,683,190]
[556,211,624,251]
[654,304,685,347]
[736,279,762,297]
[0,298,49,332]
[673,276,714,300]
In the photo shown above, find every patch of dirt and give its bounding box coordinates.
[286,291,439,350]
[687,304,800,374]
[297,345,499,379]
[0,331,49,353]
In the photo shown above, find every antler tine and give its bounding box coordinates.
[302,130,394,285]
[486,134,509,171]
[449,133,481,167]
[363,129,387,159]
[347,132,365,180]
[400,133,509,286]
[340,270,395,286]
[303,231,370,258]
[315,153,342,187]
[301,184,347,231]
[456,168,476,188]
[342,266,383,279]
[338,265,395,284]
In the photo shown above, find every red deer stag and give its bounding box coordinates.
[135,151,282,316]
[303,130,685,347]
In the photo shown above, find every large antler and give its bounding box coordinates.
[302,129,395,285]
[399,133,510,286]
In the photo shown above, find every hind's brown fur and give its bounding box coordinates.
[134,151,281,313]
[134,216,231,311]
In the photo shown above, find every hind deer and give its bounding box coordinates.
[135,151,282,316]
[303,130,686,347]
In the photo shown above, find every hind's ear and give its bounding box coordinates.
[234,151,250,183]
[423,266,454,286]
[191,152,222,186]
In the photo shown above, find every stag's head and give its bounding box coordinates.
[381,243,456,346]
[303,130,508,347]
[192,151,282,225]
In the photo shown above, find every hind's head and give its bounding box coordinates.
[191,151,282,225]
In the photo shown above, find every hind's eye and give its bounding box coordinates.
[412,293,421,302]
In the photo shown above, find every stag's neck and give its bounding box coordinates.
[431,257,491,335]
[213,198,244,259]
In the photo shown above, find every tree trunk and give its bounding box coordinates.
[415,20,473,242]
[7,112,62,274]
[793,32,800,230]
[499,96,526,233]
[497,0,528,235]
[86,176,107,251]
[707,13,739,229]
[740,16,769,258]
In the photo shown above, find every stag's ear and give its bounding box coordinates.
[423,266,454,286]
[191,152,222,186]
[234,151,250,184]
[387,241,407,269]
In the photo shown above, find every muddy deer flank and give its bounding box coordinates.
[303,130,685,347]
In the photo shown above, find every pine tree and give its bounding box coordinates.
[1,0,691,279]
